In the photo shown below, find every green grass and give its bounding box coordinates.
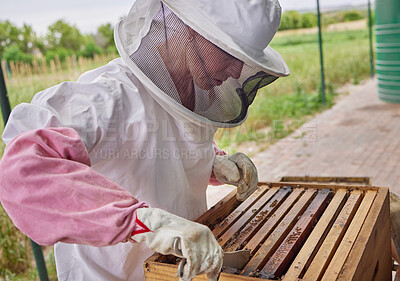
[0,205,31,277]
[0,28,374,279]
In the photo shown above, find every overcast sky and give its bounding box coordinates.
[1,0,372,36]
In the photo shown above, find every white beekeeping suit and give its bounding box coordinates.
[0,0,289,280]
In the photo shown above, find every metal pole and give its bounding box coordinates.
[316,0,326,104]
[0,57,49,281]
[30,240,50,281]
[0,56,11,124]
[368,0,375,77]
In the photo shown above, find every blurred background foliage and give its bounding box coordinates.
[0,19,117,64]
[0,9,371,64]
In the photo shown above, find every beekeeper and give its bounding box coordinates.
[0,0,289,280]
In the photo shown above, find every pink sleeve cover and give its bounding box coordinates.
[0,127,147,246]
[208,141,227,186]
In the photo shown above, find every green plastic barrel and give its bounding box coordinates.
[375,0,400,103]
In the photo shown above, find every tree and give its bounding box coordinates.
[0,21,19,54]
[279,12,292,31]
[301,13,317,28]
[344,10,364,22]
[279,11,302,31]
[46,20,84,52]
[80,40,103,58]
[45,47,74,63]
[3,45,34,64]
[96,23,115,51]
[0,21,38,55]
[289,11,302,29]
[19,24,37,53]
[0,20,39,63]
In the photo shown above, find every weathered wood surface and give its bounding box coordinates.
[242,189,316,277]
[261,188,331,279]
[144,260,209,281]
[223,187,291,252]
[302,190,363,281]
[337,187,391,281]
[282,189,348,281]
[212,186,272,238]
[244,188,305,255]
[279,176,371,186]
[144,260,268,281]
[322,190,377,280]
[196,189,239,227]
[217,187,280,246]
[261,181,380,191]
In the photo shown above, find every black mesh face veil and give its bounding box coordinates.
[129,4,278,125]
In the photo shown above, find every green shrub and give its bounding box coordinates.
[80,41,103,58]
[330,11,346,23]
[2,46,34,64]
[279,11,302,31]
[301,13,317,28]
[106,45,118,55]
[321,13,336,26]
[344,10,364,22]
[45,47,74,63]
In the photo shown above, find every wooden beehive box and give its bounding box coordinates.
[144,182,391,280]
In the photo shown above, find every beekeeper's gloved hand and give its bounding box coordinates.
[131,208,223,281]
[213,152,258,201]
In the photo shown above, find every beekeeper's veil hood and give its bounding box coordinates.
[115,0,289,128]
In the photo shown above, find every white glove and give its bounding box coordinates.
[131,208,223,281]
[213,152,258,201]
